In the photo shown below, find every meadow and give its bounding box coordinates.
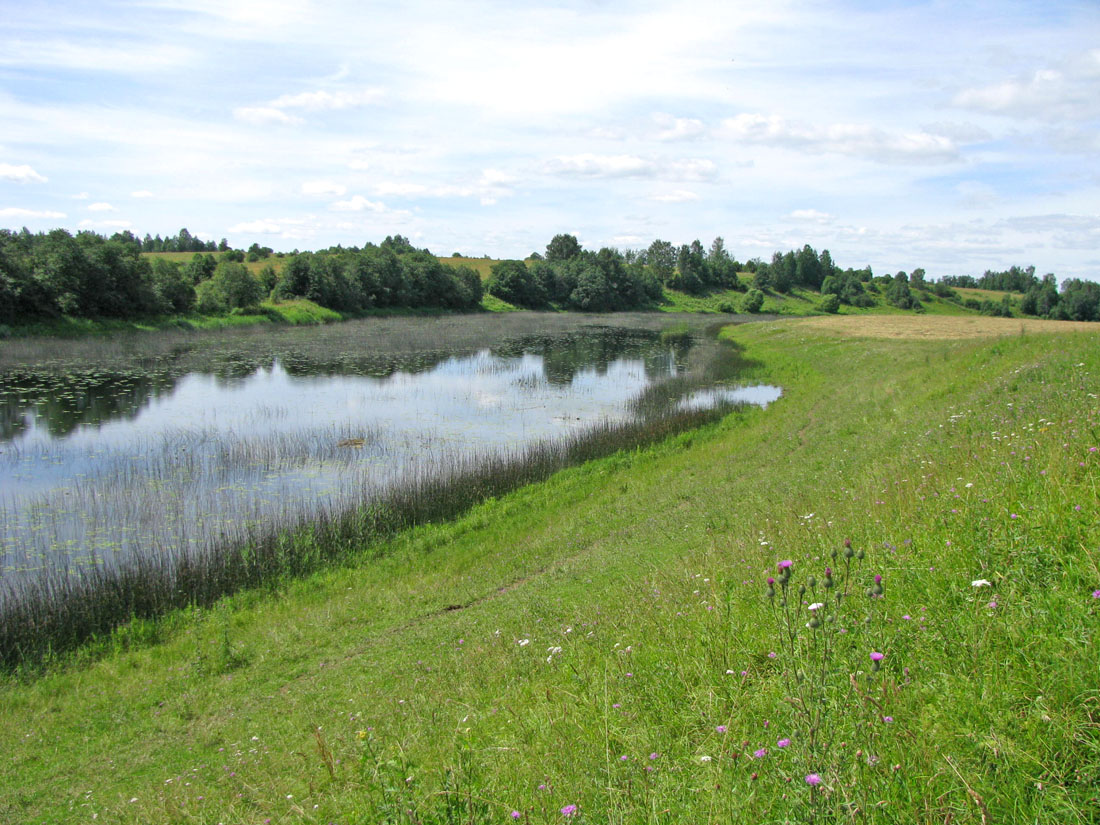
[0,315,1097,824]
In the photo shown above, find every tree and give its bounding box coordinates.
[568,267,614,311]
[197,261,263,313]
[488,259,545,307]
[545,234,582,263]
[646,239,676,283]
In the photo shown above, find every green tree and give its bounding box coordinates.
[545,234,582,263]
[487,259,545,307]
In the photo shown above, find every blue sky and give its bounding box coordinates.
[1,0,1098,280]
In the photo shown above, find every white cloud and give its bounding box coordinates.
[650,190,700,203]
[653,113,705,142]
[952,51,1100,121]
[232,106,304,126]
[131,190,154,198]
[87,202,117,212]
[72,191,90,199]
[0,207,66,218]
[301,180,347,197]
[720,114,960,164]
[269,88,385,111]
[0,163,47,183]
[330,195,386,212]
[788,209,833,222]
[0,41,192,73]
[544,154,717,181]
[227,219,283,234]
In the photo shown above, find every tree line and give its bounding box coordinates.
[0,229,482,324]
[938,265,1100,321]
[2,226,1097,325]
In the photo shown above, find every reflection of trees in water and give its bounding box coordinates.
[0,326,695,441]
[0,371,179,440]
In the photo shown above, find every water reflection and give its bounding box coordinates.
[0,322,777,580]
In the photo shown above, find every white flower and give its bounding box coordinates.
[971,579,992,588]
[808,602,824,611]
[699,755,713,763]
[518,638,530,646]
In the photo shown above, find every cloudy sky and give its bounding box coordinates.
[1,0,1098,279]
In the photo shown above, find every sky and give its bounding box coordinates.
[1,0,1098,280]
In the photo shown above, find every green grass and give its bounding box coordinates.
[2,318,1098,824]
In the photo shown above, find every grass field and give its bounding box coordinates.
[2,314,1097,824]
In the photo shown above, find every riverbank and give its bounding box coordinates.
[1,315,1097,824]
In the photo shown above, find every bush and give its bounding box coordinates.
[819,294,840,314]
[742,289,765,313]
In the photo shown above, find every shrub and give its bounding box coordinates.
[742,289,765,313]
[819,294,840,314]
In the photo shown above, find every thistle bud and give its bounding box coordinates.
[856,549,865,560]
[807,575,817,589]
[844,545,855,559]
[831,547,838,560]
[766,587,775,600]
[798,584,806,597]
[808,616,821,629]
[872,574,884,597]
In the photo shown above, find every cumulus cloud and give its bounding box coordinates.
[301,180,347,197]
[788,209,833,222]
[330,195,386,212]
[269,88,384,111]
[0,163,48,183]
[653,113,705,141]
[0,207,66,218]
[649,190,700,203]
[720,114,959,165]
[227,219,283,234]
[544,154,718,181]
[952,51,1100,121]
[87,202,116,212]
[233,106,304,126]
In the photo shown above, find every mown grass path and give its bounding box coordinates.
[2,316,1097,824]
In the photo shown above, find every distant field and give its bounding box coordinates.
[438,255,497,280]
[786,313,1091,339]
[954,285,1024,302]
[141,251,283,276]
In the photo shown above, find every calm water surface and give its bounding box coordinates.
[0,317,779,578]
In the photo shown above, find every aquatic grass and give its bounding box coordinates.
[0,380,746,671]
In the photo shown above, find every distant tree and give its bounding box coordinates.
[820,294,840,314]
[150,258,195,313]
[545,233,582,263]
[197,261,263,313]
[568,266,614,311]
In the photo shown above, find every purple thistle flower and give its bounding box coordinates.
[561,804,578,818]
[511,812,521,820]
[870,651,885,662]
[649,752,659,760]
[767,577,775,586]
[716,725,727,733]
[805,773,822,786]
[874,574,882,584]
[1092,589,1100,599]
[777,738,791,748]
[777,560,793,570]
[753,748,768,758]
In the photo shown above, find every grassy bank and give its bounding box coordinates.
[1,316,1097,824]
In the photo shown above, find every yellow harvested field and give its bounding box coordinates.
[782,314,1097,340]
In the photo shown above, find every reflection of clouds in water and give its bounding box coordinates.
[678,385,782,412]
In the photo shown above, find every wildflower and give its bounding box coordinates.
[808,602,824,612]
[518,639,530,646]
[778,560,793,570]
[767,651,777,659]
[700,755,712,763]
[649,752,659,760]
[1092,590,1100,599]
[561,804,578,818]
[716,725,727,733]
[870,651,884,662]
[805,773,822,786]
[511,812,521,820]
[971,579,992,588]
[883,716,894,724]
[777,738,791,748]
[754,748,768,758]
